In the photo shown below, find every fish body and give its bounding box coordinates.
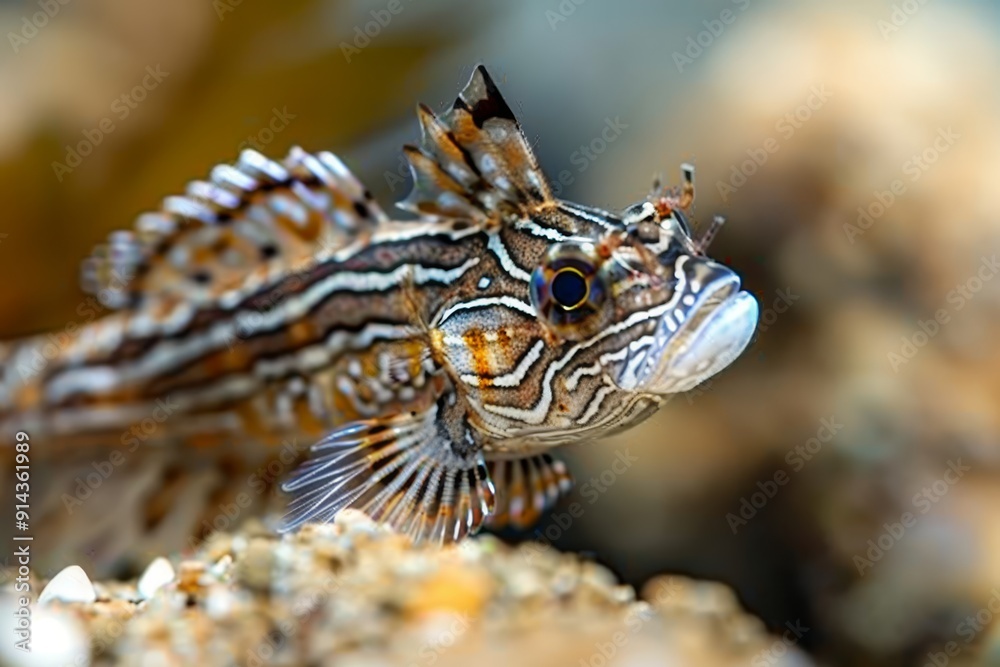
[1,66,757,555]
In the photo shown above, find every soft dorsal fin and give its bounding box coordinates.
[400,65,554,224]
[81,147,387,311]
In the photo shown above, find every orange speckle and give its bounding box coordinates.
[463,328,491,382]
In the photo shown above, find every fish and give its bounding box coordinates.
[0,66,757,565]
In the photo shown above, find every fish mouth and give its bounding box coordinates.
[630,267,759,394]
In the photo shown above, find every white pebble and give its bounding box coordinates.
[0,598,90,666]
[38,566,96,605]
[137,558,175,600]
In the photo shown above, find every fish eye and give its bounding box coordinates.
[530,242,610,340]
[550,267,589,310]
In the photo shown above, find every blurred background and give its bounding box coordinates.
[2,0,1000,664]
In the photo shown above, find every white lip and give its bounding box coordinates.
[639,287,759,394]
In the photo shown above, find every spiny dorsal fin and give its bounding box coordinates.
[399,65,553,224]
[81,147,387,311]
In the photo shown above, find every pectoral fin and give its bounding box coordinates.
[485,453,573,530]
[279,403,496,544]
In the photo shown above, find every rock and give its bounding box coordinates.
[136,558,175,601]
[38,565,97,605]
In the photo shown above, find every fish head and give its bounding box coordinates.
[528,199,758,401]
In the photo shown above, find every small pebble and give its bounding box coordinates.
[26,513,815,667]
[137,558,175,600]
[38,565,97,605]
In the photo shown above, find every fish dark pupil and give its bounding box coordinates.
[551,269,588,310]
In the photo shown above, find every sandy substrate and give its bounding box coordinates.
[1,511,814,667]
